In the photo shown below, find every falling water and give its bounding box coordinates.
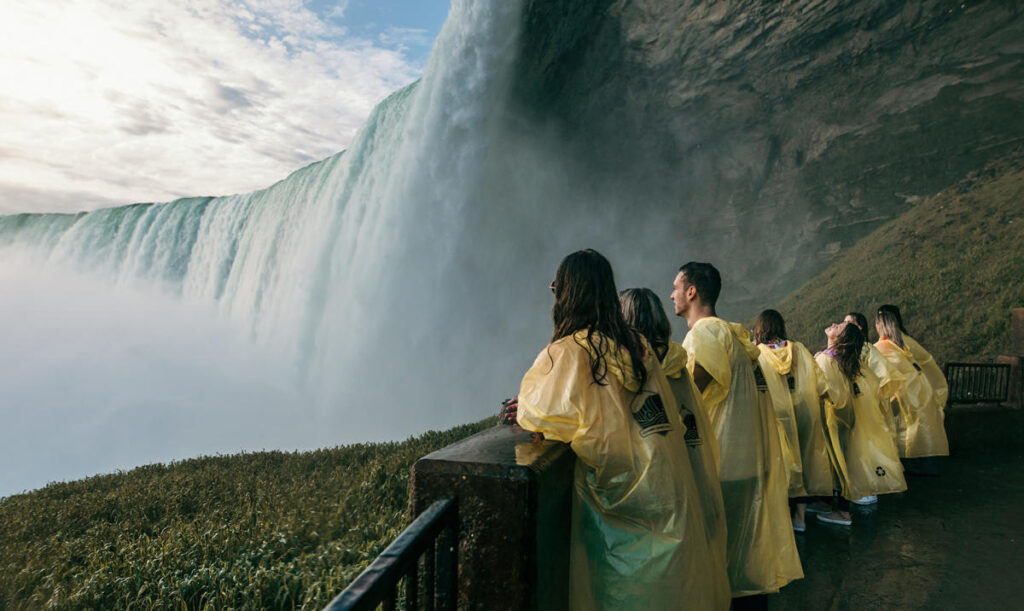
[0,0,529,497]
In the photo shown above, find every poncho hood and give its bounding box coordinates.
[758,341,793,375]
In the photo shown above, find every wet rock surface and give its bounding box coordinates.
[511,0,1024,312]
[772,448,1024,609]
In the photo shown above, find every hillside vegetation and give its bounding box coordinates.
[0,419,491,610]
[770,155,1024,363]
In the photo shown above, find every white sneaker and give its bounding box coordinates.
[852,495,878,505]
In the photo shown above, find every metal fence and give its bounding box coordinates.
[324,498,458,611]
[945,362,1012,405]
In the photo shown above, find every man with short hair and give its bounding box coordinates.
[671,262,802,608]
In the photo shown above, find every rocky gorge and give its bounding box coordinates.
[504,0,1024,311]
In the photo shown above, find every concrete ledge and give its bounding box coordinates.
[411,425,574,610]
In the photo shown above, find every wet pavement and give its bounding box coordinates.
[771,449,1024,610]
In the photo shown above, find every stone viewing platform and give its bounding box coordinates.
[401,405,1022,610]
[772,447,1024,610]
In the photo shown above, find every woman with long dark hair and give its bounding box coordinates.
[517,251,728,610]
[752,310,832,532]
[815,322,906,526]
[619,287,727,591]
[845,311,905,465]
[874,306,950,461]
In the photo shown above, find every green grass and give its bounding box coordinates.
[0,419,492,610]
[770,154,1024,364]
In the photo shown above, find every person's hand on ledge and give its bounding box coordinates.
[499,397,545,441]
[498,396,518,425]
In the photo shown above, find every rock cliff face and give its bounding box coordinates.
[508,0,1023,311]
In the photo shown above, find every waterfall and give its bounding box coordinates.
[0,0,528,496]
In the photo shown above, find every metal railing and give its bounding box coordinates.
[945,362,1012,405]
[324,498,458,611]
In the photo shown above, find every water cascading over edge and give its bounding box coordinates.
[0,0,530,496]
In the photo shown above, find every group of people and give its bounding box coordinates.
[503,250,950,611]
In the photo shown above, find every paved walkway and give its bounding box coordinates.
[771,449,1024,610]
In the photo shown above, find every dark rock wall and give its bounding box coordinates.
[510,0,1024,311]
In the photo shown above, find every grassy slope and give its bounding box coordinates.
[0,419,492,610]
[771,155,1024,363]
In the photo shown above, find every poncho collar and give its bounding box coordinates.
[691,316,761,361]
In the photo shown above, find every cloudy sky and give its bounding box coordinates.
[0,0,450,214]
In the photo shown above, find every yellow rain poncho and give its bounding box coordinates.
[683,318,802,597]
[905,334,949,413]
[861,343,905,446]
[815,352,907,500]
[755,344,802,497]
[518,331,730,610]
[757,341,832,497]
[875,338,950,458]
[662,342,728,588]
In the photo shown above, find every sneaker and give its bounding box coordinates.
[852,495,878,505]
[793,521,806,533]
[817,512,852,526]
[805,501,833,514]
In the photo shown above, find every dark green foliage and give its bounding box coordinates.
[772,155,1024,363]
[0,419,492,609]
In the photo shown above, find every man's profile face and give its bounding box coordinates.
[670,271,694,317]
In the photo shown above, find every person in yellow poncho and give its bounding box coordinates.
[844,311,907,504]
[517,250,730,611]
[877,305,949,477]
[751,310,832,533]
[878,304,949,407]
[619,287,727,593]
[814,322,908,526]
[874,306,950,465]
[670,262,802,606]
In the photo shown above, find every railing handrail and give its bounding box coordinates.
[324,497,458,611]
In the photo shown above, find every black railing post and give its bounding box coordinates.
[424,540,435,610]
[405,561,418,609]
[436,516,457,611]
[324,498,458,611]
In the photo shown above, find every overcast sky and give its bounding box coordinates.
[0,0,450,215]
